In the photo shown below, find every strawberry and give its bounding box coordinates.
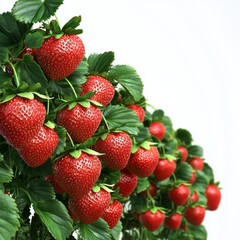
[102,200,123,229]
[36,34,85,81]
[185,206,206,226]
[165,212,182,230]
[153,158,176,181]
[127,104,145,122]
[80,75,115,107]
[168,184,190,206]
[57,103,102,143]
[68,188,111,224]
[141,182,158,197]
[178,146,188,162]
[18,126,58,167]
[205,184,221,211]
[45,175,65,194]
[53,152,101,198]
[149,122,165,141]
[114,169,138,197]
[93,132,132,170]
[188,170,197,184]
[139,209,165,231]
[0,96,46,148]
[188,157,204,171]
[190,191,199,202]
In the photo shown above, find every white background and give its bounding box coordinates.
[2,0,240,239]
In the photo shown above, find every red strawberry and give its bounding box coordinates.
[141,182,158,197]
[0,96,46,148]
[93,132,132,170]
[68,188,111,224]
[18,126,58,167]
[139,209,165,231]
[36,34,85,81]
[188,170,197,184]
[126,146,159,178]
[188,157,204,171]
[168,184,190,206]
[149,122,165,140]
[185,206,206,226]
[154,158,176,181]
[57,103,102,143]
[45,175,65,194]
[190,191,199,202]
[165,212,183,230]
[102,200,123,229]
[53,152,101,198]
[178,146,188,162]
[114,169,138,197]
[80,75,115,107]
[205,184,221,210]
[127,104,145,122]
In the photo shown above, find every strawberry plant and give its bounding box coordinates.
[0,1,221,240]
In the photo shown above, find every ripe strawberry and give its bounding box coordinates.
[68,188,111,224]
[185,206,206,226]
[45,175,65,194]
[178,146,188,162]
[18,126,59,167]
[190,191,199,202]
[102,200,123,229]
[0,96,46,148]
[141,182,158,197]
[205,184,221,210]
[168,184,190,206]
[126,146,159,178]
[127,104,145,122]
[53,152,101,198]
[57,103,102,143]
[36,34,85,81]
[114,169,138,197]
[149,122,165,141]
[139,210,165,231]
[93,132,132,170]
[80,75,115,107]
[165,212,183,230]
[154,158,176,181]
[188,170,197,184]
[188,157,204,171]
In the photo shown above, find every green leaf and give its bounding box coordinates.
[176,128,193,145]
[174,162,192,181]
[0,48,9,64]
[70,149,82,159]
[0,193,20,240]
[15,191,30,214]
[82,148,105,156]
[130,194,147,212]
[152,109,164,122]
[62,16,82,32]
[161,116,173,130]
[24,31,44,48]
[140,141,151,150]
[17,92,34,99]
[188,145,203,157]
[193,171,209,191]
[134,127,151,144]
[188,224,207,240]
[202,163,214,183]
[79,100,91,108]
[54,126,67,155]
[136,177,150,193]
[13,0,64,23]
[0,162,13,183]
[111,221,122,240]
[108,65,143,102]
[100,169,121,185]
[0,68,12,85]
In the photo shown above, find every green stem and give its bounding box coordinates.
[101,114,110,130]
[147,189,155,209]
[67,132,75,147]
[45,91,50,115]
[65,78,78,98]
[8,61,20,87]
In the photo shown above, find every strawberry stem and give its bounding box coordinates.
[8,61,20,87]
[101,114,110,130]
[66,132,75,147]
[45,91,50,115]
[65,78,78,98]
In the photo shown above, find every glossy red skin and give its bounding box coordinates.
[53,153,101,198]
[168,184,190,206]
[188,171,197,184]
[93,132,132,170]
[140,210,165,231]
[141,182,158,197]
[36,34,85,81]
[126,146,159,178]
[205,184,221,210]
[154,158,176,181]
[18,126,58,167]
[102,200,123,229]
[45,175,65,194]
[188,157,204,171]
[114,169,138,197]
[0,96,46,148]
[190,191,199,202]
[81,75,115,107]
[149,122,165,140]
[185,206,206,226]
[178,146,188,162]
[127,104,145,122]
[57,103,102,143]
[165,213,183,230]
[68,188,111,224]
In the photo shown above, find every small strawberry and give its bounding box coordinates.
[45,175,65,194]
[18,126,59,167]
[149,122,165,141]
[168,184,190,206]
[190,191,199,202]
[114,169,138,197]
[205,184,221,211]
[127,104,145,122]
[36,34,85,81]
[154,158,176,181]
[53,152,101,198]
[188,170,197,184]
[141,182,158,197]
[57,103,102,143]
[93,132,132,170]
[0,96,46,148]
[165,212,183,230]
[126,146,159,178]
[188,157,204,171]
[68,188,111,224]
[178,146,188,162]
[80,75,115,107]
[185,206,206,226]
[102,200,123,229]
